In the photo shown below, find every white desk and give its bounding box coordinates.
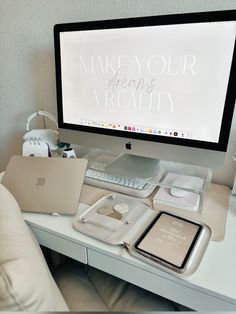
[23,186,236,311]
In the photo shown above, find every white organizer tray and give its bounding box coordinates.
[73,193,211,277]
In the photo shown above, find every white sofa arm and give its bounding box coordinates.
[0,183,68,311]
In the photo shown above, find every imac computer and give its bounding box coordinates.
[54,10,236,170]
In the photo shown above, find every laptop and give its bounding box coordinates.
[2,156,88,215]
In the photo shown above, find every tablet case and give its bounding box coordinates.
[2,156,88,215]
[73,193,211,277]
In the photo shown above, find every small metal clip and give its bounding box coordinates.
[79,217,88,223]
[123,242,130,249]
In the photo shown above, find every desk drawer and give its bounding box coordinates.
[31,226,87,264]
[88,249,236,311]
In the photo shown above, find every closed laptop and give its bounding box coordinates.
[2,156,88,214]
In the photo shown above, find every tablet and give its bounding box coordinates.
[134,212,202,270]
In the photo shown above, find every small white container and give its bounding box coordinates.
[62,148,77,158]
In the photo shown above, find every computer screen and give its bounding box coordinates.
[54,11,236,167]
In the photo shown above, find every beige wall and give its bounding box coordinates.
[0,0,236,187]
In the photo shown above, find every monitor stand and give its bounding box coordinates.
[105,154,159,180]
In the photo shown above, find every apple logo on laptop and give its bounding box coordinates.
[35,176,46,189]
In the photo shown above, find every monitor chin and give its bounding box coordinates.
[59,128,226,169]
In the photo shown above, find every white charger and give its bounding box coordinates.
[22,140,50,157]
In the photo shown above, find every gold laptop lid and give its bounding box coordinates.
[2,156,88,214]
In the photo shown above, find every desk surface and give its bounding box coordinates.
[23,184,236,311]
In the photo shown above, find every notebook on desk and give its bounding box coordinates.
[2,156,88,214]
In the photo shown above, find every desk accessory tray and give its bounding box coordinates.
[83,149,164,184]
[153,161,212,213]
[73,193,211,277]
[73,193,154,245]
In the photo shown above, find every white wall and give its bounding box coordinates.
[0,0,236,187]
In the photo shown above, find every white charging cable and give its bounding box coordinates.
[232,153,236,195]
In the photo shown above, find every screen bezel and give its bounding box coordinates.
[54,10,236,152]
[134,211,202,270]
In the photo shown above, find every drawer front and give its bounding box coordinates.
[31,226,87,264]
[88,249,236,311]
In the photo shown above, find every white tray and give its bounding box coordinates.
[73,193,211,277]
